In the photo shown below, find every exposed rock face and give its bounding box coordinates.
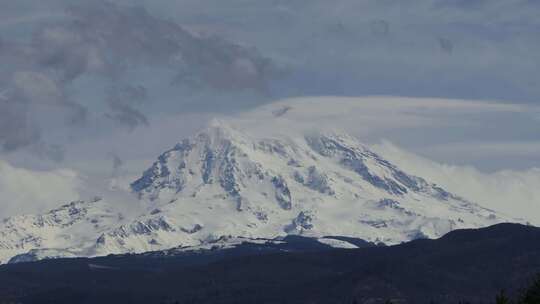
[285,211,314,233]
[302,166,335,195]
[272,175,292,210]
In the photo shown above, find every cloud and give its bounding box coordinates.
[106,85,149,130]
[0,160,81,217]
[371,141,540,225]
[29,143,66,163]
[231,96,533,136]
[107,152,124,179]
[111,154,123,171]
[63,1,276,91]
[2,0,538,163]
[226,96,540,171]
[142,0,540,103]
[438,37,454,54]
[0,1,277,157]
[0,98,39,151]
[423,141,540,158]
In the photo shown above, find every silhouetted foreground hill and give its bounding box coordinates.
[1,223,539,304]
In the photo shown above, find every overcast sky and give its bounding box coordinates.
[0,0,539,216]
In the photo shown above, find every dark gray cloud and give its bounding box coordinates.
[112,154,123,171]
[0,98,39,152]
[109,152,124,177]
[438,37,453,54]
[370,20,390,36]
[0,1,277,157]
[106,85,149,130]
[145,0,540,103]
[30,143,65,163]
[63,1,276,91]
[1,0,539,173]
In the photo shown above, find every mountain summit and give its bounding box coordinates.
[0,122,506,263]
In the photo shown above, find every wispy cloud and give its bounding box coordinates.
[424,141,540,158]
[229,96,540,171]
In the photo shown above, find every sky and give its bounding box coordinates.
[0,0,539,216]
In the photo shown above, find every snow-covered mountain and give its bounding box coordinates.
[0,120,508,264]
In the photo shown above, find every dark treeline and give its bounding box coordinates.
[1,223,540,304]
[155,273,540,304]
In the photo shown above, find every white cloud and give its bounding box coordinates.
[0,160,81,218]
[423,141,540,158]
[371,141,540,225]
[230,96,538,142]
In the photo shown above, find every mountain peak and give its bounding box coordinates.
[127,123,504,244]
[205,118,238,136]
[207,118,231,130]
[194,119,251,146]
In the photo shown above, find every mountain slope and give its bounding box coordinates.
[126,120,504,242]
[0,121,508,263]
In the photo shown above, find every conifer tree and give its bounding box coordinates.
[496,290,510,304]
[519,274,540,304]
